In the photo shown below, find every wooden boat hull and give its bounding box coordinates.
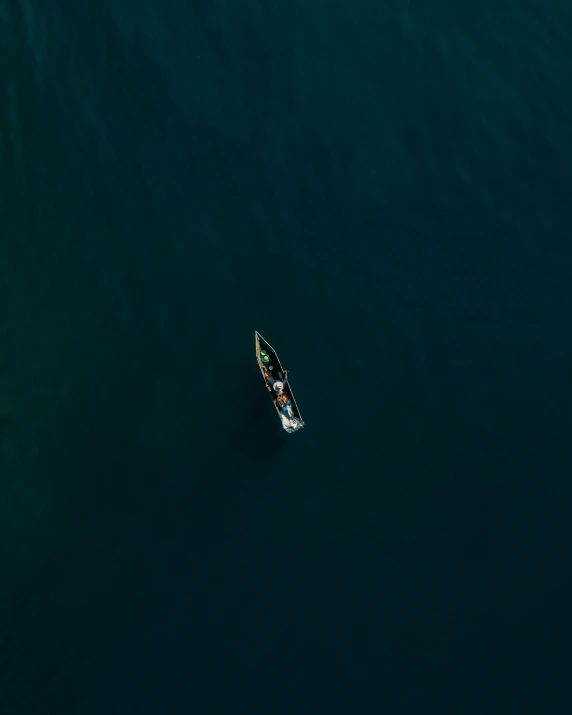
[255,330,304,433]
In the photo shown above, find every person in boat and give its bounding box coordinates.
[276,392,290,408]
[266,370,288,395]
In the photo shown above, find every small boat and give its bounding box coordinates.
[255,330,305,434]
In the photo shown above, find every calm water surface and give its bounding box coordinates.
[1,1,571,713]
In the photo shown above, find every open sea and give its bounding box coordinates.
[1,1,571,713]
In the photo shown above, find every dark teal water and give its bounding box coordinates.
[1,2,571,713]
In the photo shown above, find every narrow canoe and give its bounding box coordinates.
[255,330,304,433]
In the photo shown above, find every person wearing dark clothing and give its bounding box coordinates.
[266,370,288,395]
